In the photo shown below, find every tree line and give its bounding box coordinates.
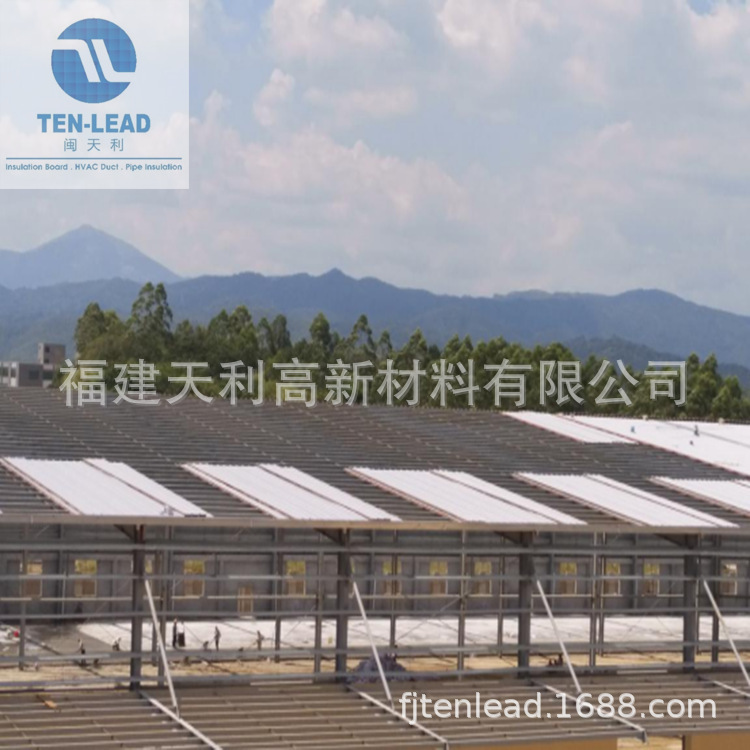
[71,282,749,419]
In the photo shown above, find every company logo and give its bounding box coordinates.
[52,19,137,104]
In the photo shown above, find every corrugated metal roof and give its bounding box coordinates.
[543,672,750,739]
[690,420,750,446]
[349,467,584,525]
[653,476,750,518]
[365,678,631,745]
[2,388,750,529]
[434,470,585,524]
[518,472,736,528]
[85,459,210,517]
[574,416,750,477]
[184,463,399,521]
[0,690,205,749]
[151,684,439,750]
[3,675,746,750]
[508,411,635,443]
[0,457,209,518]
[261,464,399,521]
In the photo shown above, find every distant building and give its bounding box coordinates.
[38,343,66,369]
[0,343,65,389]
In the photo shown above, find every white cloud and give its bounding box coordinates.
[198,99,466,225]
[238,130,464,220]
[190,0,240,40]
[264,0,405,63]
[189,0,219,29]
[437,0,555,75]
[305,85,416,123]
[563,55,608,103]
[9,0,750,313]
[689,1,745,49]
[253,69,296,128]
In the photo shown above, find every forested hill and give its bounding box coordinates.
[69,283,750,419]
[4,242,750,380]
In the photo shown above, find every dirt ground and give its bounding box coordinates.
[1,631,748,685]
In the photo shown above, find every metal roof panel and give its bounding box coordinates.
[574,416,750,477]
[518,472,735,528]
[652,477,750,518]
[433,470,585,525]
[349,467,582,525]
[184,463,398,521]
[508,411,635,443]
[1,457,207,517]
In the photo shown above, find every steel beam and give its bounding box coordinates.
[702,578,750,690]
[535,579,582,695]
[352,580,393,707]
[518,535,535,673]
[129,526,145,691]
[683,548,700,669]
[144,579,179,715]
[335,533,351,679]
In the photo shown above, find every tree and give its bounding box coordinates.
[75,303,107,355]
[685,355,721,418]
[259,315,292,358]
[75,303,126,361]
[712,376,747,420]
[395,329,430,368]
[342,314,376,362]
[127,283,173,362]
[172,320,200,361]
[376,330,393,361]
[70,284,750,416]
[204,307,259,373]
[310,313,334,358]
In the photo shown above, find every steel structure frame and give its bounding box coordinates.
[0,522,748,690]
[2,392,750,745]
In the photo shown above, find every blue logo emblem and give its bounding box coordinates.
[52,19,137,104]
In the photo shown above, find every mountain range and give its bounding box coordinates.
[1,226,750,386]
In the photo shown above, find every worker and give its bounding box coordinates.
[214,626,221,651]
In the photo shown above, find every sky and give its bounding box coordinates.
[2,0,750,313]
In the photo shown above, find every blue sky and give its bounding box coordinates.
[3,0,750,314]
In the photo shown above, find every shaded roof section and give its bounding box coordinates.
[1,387,750,530]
